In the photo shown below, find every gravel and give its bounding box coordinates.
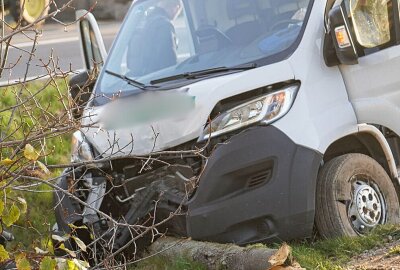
[347,238,400,270]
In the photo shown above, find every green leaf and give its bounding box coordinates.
[0,245,9,262]
[17,197,27,214]
[3,204,20,227]
[71,236,87,252]
[0,200,4,217]
[59,243,76,258]
[71,259,89,270]
[15,253,31,270]
[66,260,76,270]
[68,224,88,230]
[0,158,14,166]
[62,259,89,270]
[39,257,57,270]
[24,144,39,161]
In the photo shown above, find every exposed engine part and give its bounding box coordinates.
[68,156,201,253]
[116,191,139,203]
[82,174,107,224]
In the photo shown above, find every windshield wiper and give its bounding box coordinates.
[105,70,158,91]
[150,63,257,85]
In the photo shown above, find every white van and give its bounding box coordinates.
[54,0,400,251]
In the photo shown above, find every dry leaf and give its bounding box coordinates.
[268,243,305,270]
[37,161,51,175]
[34,247,49,255]
[59,243,76,258]
[72,236,87,252]
[17,197,27,214]
[269,243,292,267]
[52,234,70,242]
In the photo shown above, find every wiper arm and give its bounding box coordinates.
[105,70,158,91]
[150,63,257,85]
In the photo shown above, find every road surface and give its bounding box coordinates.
[0,21,120,85]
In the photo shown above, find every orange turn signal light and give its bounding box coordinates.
[335,25,351,49]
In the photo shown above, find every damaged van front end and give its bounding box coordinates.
[54,79,321,250]
[53,0,322,254]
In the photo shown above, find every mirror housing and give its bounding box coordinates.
[71,10,107,120]
[76,10,107,71]
[69,71,96,120]
[324,0,358,66]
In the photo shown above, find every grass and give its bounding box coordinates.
[389,244,400,255]
[134,256,207,270]
[0,78,72,250]
[288,225,399,269]
[229,226,399,270]
[0,79,72,164]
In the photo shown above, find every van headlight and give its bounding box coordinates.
[200,85,298,140]
[71,131,94,163]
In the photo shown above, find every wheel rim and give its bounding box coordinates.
[348,176,387,234]
[22,0,46,20]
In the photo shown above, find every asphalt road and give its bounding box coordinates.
[0,21,121,85]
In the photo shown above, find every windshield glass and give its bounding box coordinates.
[95,0,312,100]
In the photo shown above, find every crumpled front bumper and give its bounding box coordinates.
[53,125,322,246]
[187,125,322,244]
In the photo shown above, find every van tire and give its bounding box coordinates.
[315,153,399,239]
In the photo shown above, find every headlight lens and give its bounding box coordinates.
[71,131,94,163]
[200,85,298,140]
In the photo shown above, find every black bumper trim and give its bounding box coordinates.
[187,126,322,244]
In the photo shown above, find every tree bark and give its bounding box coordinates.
[148,237,277,270]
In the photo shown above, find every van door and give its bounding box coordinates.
[76,10,107,72]
[338,0,400,135]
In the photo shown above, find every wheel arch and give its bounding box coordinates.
[323,124,400,197]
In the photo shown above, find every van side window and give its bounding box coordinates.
[345,0,395,55]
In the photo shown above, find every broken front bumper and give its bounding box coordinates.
[187,126,322,244]
[54,125,322,247]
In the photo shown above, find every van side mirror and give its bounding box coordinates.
[69,71,96,120]
[70,10,107,120]
[324,0,358,66]
[76,10,107,72]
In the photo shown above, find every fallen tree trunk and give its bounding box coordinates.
[148,237,277,270]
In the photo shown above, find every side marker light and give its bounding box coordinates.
[335,25,351,49]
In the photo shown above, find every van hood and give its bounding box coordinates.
[81,60,295,157]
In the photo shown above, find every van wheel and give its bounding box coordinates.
[315,153,399,238]
[11,0,49,26]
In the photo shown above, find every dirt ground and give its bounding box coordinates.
[347,238,400,270]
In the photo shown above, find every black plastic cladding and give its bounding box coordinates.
[187,125,322,244]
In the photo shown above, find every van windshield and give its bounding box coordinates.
[95,0,312,99]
